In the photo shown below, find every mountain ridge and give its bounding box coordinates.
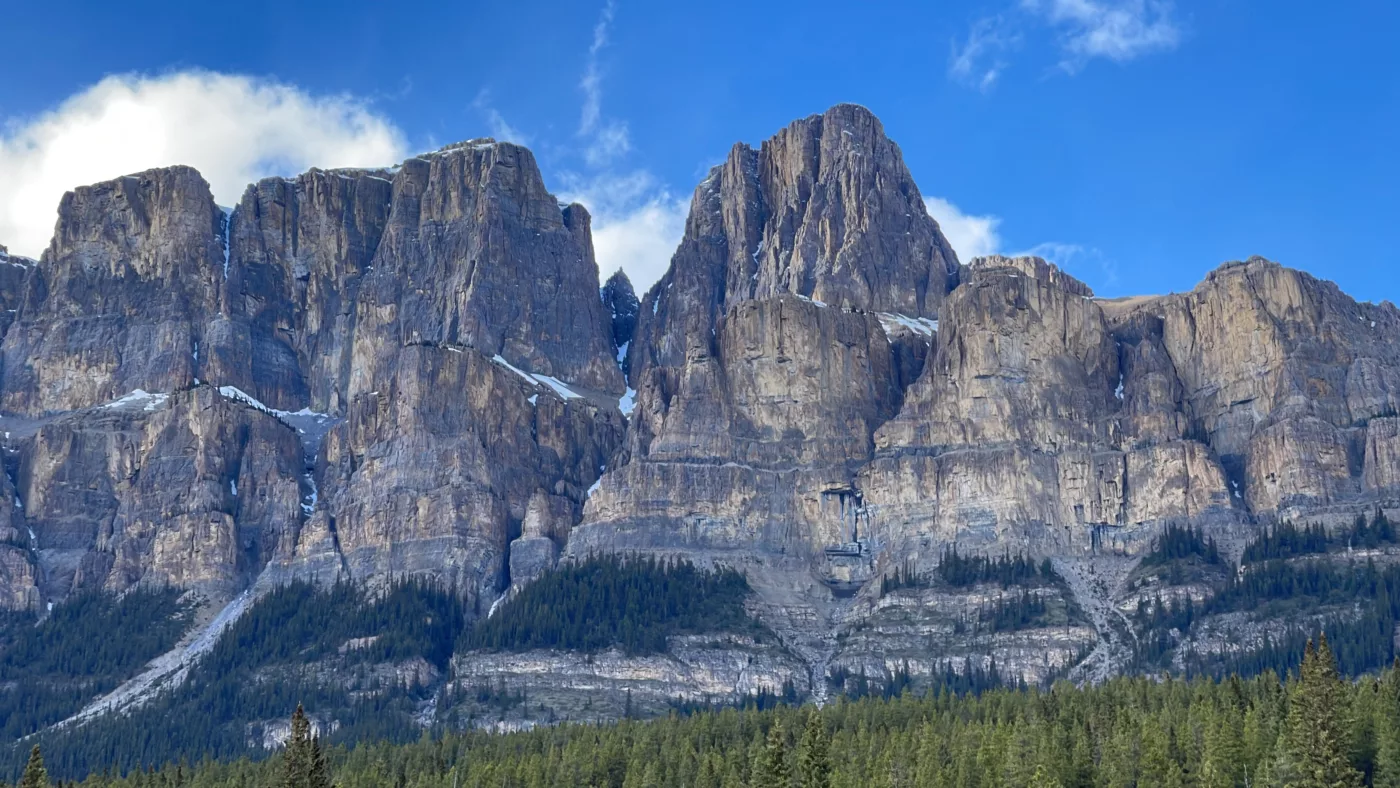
[2,103,1400,749]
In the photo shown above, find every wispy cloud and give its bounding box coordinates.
[1024,0,1180,72]
[1014,241,1120,291]
[950,0,1181,89]
[559,170,687,293]
[0,71,407,258]
[924,197,1003,262]
[578,0,630,166]
[949,15,1018,92]
[556,0,684,291]
[471,89,529,145]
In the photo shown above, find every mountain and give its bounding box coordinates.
[3,104,1400,771]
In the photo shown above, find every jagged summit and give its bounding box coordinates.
[4,106,1400,735]
[964,254,1094,297]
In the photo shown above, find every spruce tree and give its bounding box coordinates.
[1285,636,1363,788]
[795,712,831,788]
[280,703,323,788]
[307,734,332,788]
[1375,659,1400,788]
[753,724,790,788]
[18,746,48,788]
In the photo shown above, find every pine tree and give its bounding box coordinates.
[795,712,831,788]
[307,734,332,788]
[1375,660,1400,788]
[279,703,327,788]
[18,746,48,788]
[753,724,790,788]
[1140,716,1185,788]
[1201,707,1245,788]
[1285,636,1363,788]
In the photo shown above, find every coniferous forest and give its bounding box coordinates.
[7,636,1399,787]
[9,524,1400,785]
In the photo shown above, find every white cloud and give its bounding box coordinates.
[1014,241,1121,291]
[949,15,1017,91]
[557,0,680,291]
[924,197,1003,262]
[950,0,1180,89]
[471,89,529,145]
[578,0,629,166]
[1023,0,1180,71]
[0,71,407,258]
[559,170,687,293]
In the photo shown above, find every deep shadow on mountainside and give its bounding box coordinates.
[4,104,1400,773]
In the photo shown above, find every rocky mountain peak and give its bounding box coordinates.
[600,269,639,373]
[964,254,1094,297]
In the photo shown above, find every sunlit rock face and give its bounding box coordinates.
[573,103,957,561]
[0,140,625,615]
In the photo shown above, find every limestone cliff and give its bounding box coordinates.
[0,140,625,616]
[2,105,1400,712]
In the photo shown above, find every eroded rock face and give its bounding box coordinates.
[288,141,627,612]
[864,256,1237,558]
[0,140,627,614]
[575,104,956,561]
[349,141,623,397]
[12,388,304,603]
[0,168,231,415]
[1139,258,1400,513]
[302,344,623,611]
[7,103,1400,708]
[228,168,394,413]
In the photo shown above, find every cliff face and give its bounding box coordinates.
[574,104,955,566]
[2,105,1400,717]
[0,140,624,616]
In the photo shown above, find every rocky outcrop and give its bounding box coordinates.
[864,256,1237,559]
[292,140,626,612]
[348,141,623,397]
[600,270,639,375]
[7,103,1400,714]
[9,388,304,603]
[575,104,957,565]
[0,140,627,614]
[0,168,234,415]
[449,634,808,725]
[227,168,394,413]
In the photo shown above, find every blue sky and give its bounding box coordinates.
[1,0,1396,302]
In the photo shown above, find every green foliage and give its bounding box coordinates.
[935,547,1049,588]
[1284,636,1364,787]
[1134,557,1400,677]
[751,724,789,788]
[0,587,190,739]
[10,580,463,780]
[1140,523,1222,568]
[278,704,332,788]
[17,746,46,788]
[1243,521,1331,563]
[1242,512,1397,565]
[461,555,761,656]
[30,660,1400,788]
[882,549,1055,595]
[795,711,830,788]
[205,579,464,674]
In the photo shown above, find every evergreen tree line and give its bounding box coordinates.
[461,555,762,655]
[881,550,1055,596]
[0,587,189,740]
[1243,512,1397,565]
[1140,525,1223,568]
[5,581,465,779]
[14,635,1400,787]
[1132,557,1400,676]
